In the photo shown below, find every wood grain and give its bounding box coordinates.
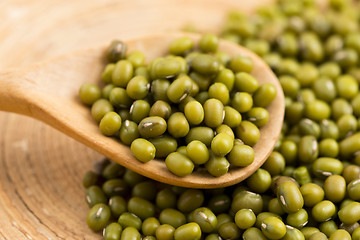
[0,0,273,239]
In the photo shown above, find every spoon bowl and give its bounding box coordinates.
[0,32,284,188]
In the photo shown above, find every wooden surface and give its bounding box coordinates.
[0,0,273,239]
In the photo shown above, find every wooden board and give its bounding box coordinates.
[0,0,273,239]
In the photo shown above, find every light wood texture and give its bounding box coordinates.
[0,0,274,239]
[0,32,284,188]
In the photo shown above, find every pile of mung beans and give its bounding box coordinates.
[79,34,277,177]
[82,0,360,239]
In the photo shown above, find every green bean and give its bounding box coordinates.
[218,222,241,240]
[309,232,327,240]
[156,188,177,210]
[312,157,344,179]
[184,101,204,125]
[85,186,107,207]
[109,196,127,219]
[305,100,331,121]
[261,216,287,240]
[123,169,146,187]
[102,65,116,85]
[223,106,242,128]
[277,181,304,214]
[138,116,167,138]
[151,57,181,79]
[165,152,194,177]
[186,140,209,165]
[199,33,219,53]
[91,99,114,123]
[204,98,224,128]
[229,55,254,73]
[235,121,260,146]
[177,189,204,213]
[253,83,277,108]
[112,60,133,87]
[127,197,155,220]
[166,75,193,103]
[159,208,186,229]
[205,154,230,177]
[130,138,156,163]
[118,109,130,121]
[79,83,101,105]
[127,50,145,68]
[151,79,171,102]
[149,136,178,159]
[298,119,321,138]
[231,92,253,113]
[169,37,194,56]
[319,138,339,158]
[130,100,150,124]
[107,40,127,62]
[87,203,111,232]
[119,120,139,146]
[352,227,360,240]
[142,217,160,236]
[338,201,360,225]
[118,212,142,231]
[189,72,211,92]
[120,227,141,240]
[246,168,271,194]
[191,53,220,75]
[298,135,318,163]
[102,83,115,100]
[235,208,256,230]
[102,179,128,197]
[207,194,231,215]
[293,166,312,185]
[126,75,149,100]
[204,233,222,240]
[104,223,122,240]
[174,222,201,240]
[286,209,308,229]
[329,229,352,240]
[215,68,235,91]
[191,207,217,233]
[319,220,338,238]
[312,200,336,222]
[301,227,320,240]
[131,181,156,201]
[231,190,263,215]
[228,144,255,167]
[208,82,230,105]
[99,112,122,136]
[211,132,234,157]
[324,175,346,203]
[313,77,336,102]
[340,133,360,159]
[82,171,98,189]
[300,183,324,207]
[155,224,175,240]
[268,198,285,216]
[280,75,300,99]
[347,179,360,201]
[167,112,189,138]
[332,98,354,121]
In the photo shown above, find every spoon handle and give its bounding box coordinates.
[0,48,105,120]
[0,70,35,116]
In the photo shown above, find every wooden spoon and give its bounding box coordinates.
[0,32,284,188]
